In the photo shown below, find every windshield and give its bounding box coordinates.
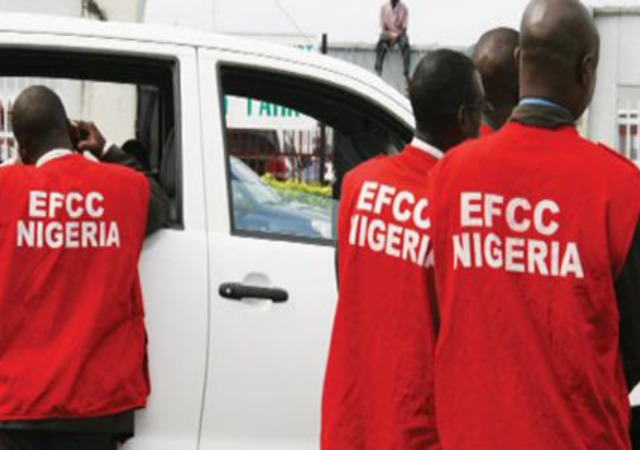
[230,157,283,204]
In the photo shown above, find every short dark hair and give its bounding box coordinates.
[409,49,479,133]
[473,28,520,108]
[11,85,69,153]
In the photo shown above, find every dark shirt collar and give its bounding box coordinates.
[483,115,499,131]
[510,97,575,129]
[519,98,573,116]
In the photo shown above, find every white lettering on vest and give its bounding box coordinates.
[17,220,34,247]
[29,191,47,219]
[413,199,430,230]
[17,191,121,249]
[506,198,531,233]
[347,181,433,268]
[454,234,471,269]
[461,192,483,227]
[393,191,415,223]
[452,192,583,279]
[66,192,84,219]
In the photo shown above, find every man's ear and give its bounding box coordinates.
[457,104,473,138]
[579,52,597,88]
[458,103,481,139]
[17,146,28,165]
[457,104,468,131]
[514,46,522,100]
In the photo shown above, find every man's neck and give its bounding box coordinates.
[486,106,515,130]
[510,98,576,129]
[26,143,72,166]
[415,130,447,153]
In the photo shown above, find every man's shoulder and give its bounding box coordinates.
[0,163,26,176]
[347,154,394,179]
[342,155,394,194]
[592,141,639,169]
[83,156,145,181]
[0,164,31,191]
[588,141,640,183]
[438,136,488,165]
[70,157,148,198]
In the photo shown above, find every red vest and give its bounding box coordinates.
[429,123,640,450]
[322,144,441,450]
[0,153,150,420]
[479,123,495,137]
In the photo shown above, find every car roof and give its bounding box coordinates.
[0,13,412,120]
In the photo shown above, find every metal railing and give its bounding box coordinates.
[617,105,640,164]
[0,97,16,162]
[228,127,333,185]
[0,78,67,162]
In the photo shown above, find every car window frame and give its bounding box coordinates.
[217,62,413,247]
[0,47,184,230]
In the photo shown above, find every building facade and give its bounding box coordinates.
[590,7,640,165]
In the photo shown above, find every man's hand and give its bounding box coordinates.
[76,121,106,159]
[383,31,398,44]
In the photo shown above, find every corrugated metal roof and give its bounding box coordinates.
[594,6,640,16]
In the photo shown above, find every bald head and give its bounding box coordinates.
[519,0,599,118]
[11,86,72,165]
[473,27,519,128]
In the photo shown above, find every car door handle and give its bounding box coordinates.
[219,283,289,303]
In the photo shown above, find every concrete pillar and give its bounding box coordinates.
[589,15,620,147]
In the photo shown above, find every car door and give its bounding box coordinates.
[197,47,413,449]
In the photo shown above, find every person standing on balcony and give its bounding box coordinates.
[374,0,411,84]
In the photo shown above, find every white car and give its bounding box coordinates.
[0,13,414,450]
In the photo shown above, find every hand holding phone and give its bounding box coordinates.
[72,120,106,159]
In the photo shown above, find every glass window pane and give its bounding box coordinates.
[220,67,411,244]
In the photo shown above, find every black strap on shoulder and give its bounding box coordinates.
[616,220,640,392]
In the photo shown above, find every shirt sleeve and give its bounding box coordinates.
[380,5,387,31]
[102,145,170,236]
[401,4,409,30]
[615,216,640,392]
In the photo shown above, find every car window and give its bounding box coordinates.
[0,78,137,159]
[0,50,181,228]
[220,65,412,244]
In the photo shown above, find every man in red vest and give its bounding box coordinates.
[428,0,640,449]
[322,49,484,450]
[0,86,169,450]
[473,27,520,136]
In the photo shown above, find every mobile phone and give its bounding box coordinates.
[68,120,89,150]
